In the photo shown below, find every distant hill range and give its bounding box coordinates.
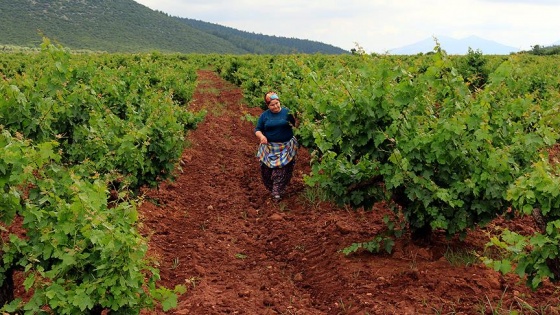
[389,35,520,55]
[0,0,347,54]
[178,18,347,55]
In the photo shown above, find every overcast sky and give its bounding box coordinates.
[134,0,560,53]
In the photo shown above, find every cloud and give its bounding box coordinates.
[479,0,560,5]
[134,0,560,53]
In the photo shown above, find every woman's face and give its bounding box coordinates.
[268,99,281,113]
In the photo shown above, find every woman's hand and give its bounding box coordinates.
[255,131,268,144]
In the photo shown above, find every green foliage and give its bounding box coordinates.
[0,39,204,313]
[507,158,560,218]
[0,38,204,190]
[525,44,560,56]
[0,128,184,313]
[341,236,395,255]
[0,130,60,227]
[241,113,259,126]
[455,47,489,92]
[483,157,560,289]
[483,226,560,290]
[342,216,404,255]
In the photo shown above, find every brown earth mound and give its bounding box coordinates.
[139,70,560,314]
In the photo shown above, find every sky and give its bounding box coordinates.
[133,0,560,53]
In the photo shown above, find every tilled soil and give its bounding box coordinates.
[139,70,560,315]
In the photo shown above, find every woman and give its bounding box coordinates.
[255,91,298,202]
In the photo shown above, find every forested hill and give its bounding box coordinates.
[0,0,243,54]
[0,0,348,54]
[179,18,348,55]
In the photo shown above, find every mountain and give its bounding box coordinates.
[179,18,347,55]
[0,0,347,54]
[0,0,245,54]
[389,35,519,55]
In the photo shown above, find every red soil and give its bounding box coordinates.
[139,70,560,315]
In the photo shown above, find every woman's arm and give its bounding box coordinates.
[255,112,268,144]
[255,130,268,144]
[288,112,299,128]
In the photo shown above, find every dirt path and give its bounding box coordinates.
[138,70,560,314]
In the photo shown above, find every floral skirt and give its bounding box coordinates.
[260,160,295,197]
